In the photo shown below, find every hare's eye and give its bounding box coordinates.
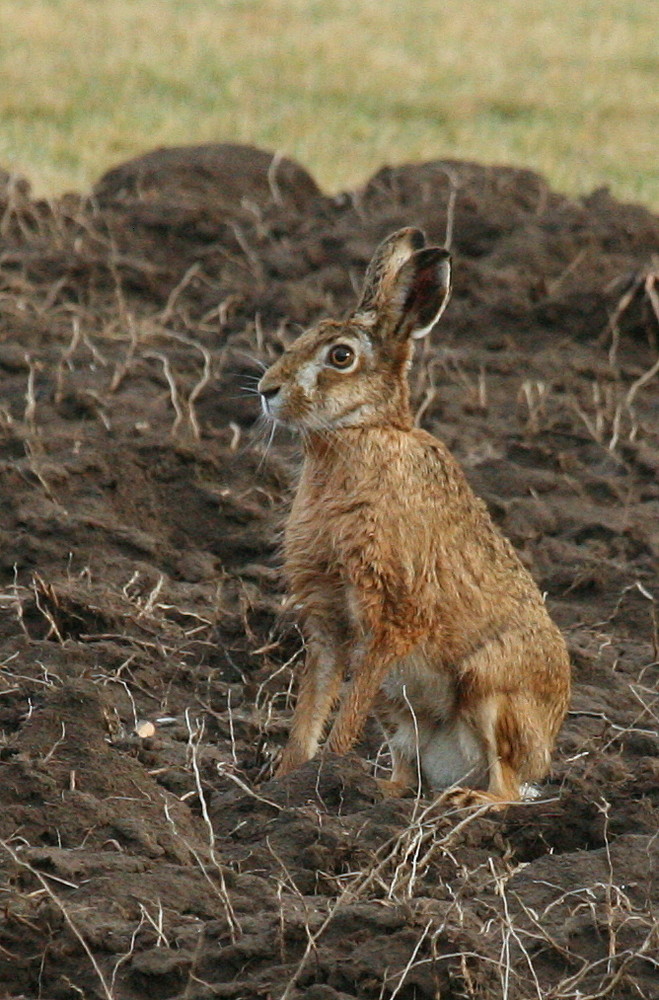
[327,344,355,370]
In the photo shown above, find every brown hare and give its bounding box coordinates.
[258,227,570,805]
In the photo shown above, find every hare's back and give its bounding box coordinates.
[366,428,539,600]
[367,427,494,532]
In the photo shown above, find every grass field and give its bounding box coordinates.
[0,0,657,207]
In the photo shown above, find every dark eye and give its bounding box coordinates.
[327,344,355,369]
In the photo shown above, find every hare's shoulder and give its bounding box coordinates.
[369,426,473,501]
[344,425,461,476]
[407,427,463,471]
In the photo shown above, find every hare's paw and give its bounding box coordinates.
[376,777,415,799]
[275,740,312,779]
[436,786,512,813]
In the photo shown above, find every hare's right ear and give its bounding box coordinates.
[357,228,427,313]
[382,247,452,341]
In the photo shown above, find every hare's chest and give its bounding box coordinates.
[284,507,352,619]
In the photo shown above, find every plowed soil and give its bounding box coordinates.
[1,144,658,1000]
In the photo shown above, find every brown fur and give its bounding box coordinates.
[258,228,570,806]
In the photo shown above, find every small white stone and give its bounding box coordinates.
[135,720,156,739]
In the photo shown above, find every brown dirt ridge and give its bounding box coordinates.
[0,143,658,999]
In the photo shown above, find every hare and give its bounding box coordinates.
[258,227,570,805]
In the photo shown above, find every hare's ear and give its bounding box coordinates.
[357,228,426,313]
[385,247,452,341]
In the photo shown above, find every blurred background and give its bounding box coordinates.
[1,0,657,207]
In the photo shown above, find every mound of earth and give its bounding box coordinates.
[93,142,323,215]
[0,144,658,1000]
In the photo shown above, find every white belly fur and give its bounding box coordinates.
[377,651,487,791]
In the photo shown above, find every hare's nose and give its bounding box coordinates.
[259,384,280,401]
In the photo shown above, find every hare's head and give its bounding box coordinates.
[258,228,451,432]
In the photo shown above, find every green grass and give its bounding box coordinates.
[0,0,657,208]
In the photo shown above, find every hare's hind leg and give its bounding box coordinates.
[440,695,547,810]
[276,643,343,777]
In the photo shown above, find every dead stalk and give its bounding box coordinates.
[54,318,82,404]
[23,355,38,430]
[518,379,549,434]
[267,152,284,206]
[183,710,241,939]
[215,765,283,812]
[146,351,185,435]
[442,166,459,251]
[185,340,212,440]
[160,262,202,325]
[109,315,140,392]
[109,912,146,992]
[32,576,64,643]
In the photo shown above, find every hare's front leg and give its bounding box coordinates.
[325,639,399,758]
[276,642,343,777]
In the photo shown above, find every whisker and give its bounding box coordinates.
[225,393,262,403]
[237,415,272,457]
[256,418,277,474]
[234,350,268,372]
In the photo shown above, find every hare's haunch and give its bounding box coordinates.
[258,228,570,806]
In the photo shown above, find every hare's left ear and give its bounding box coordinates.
[384,247,452,340]
[357,228,427,314]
